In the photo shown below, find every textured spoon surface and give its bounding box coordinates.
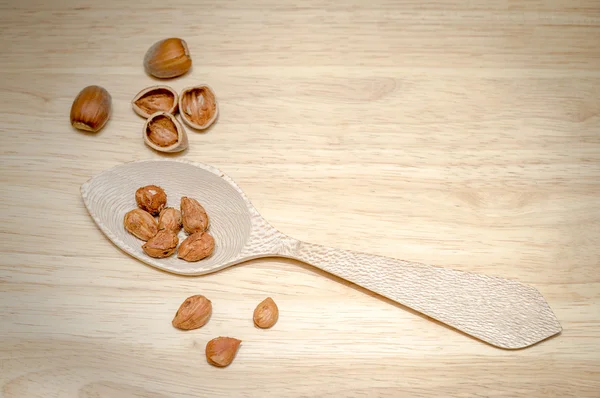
[81,159,561,349]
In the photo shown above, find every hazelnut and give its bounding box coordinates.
[70,85,111,132]
[135,185,167,215]
[142,229,178,258]
[172,295,212,330]
[132,85,178,118]
[123,208,158,241]
[158,207,182,233]
[179,85,218,130]
[253,297,279,329]
[178,232,215,262]
[205,337,242,368]
[180,196,209,234]
[144,38,191,79]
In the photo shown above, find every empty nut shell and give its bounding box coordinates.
[123,208,158,241]
[180,196,209,234]
[178,232,215,262]
[179,85,218,130]
[132,85,178,118]
[143,112,188,153]
[135,185,167,216]
[144,38,192,79]
[70,85,112,132]
[142,229,178,258]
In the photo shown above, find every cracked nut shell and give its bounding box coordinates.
[132,85,178,118]
[179,85,218,130]
[143,112,188,153]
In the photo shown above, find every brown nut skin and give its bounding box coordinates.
[70,85,112,132]
[158,207,182,233]
[142,229,178,258]
[123,208,158,241]
[172,295,212,330]
[144,38,192,79]
[178,232,215,262]
[180,197,209,234]
[205,337,242,368]
[135,185,167,216]
[253,297,279,329]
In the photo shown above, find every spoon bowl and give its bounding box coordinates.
[80,159,267,275]
[82,159,562,349]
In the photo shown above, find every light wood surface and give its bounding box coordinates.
[1,0,599,397]
[82,159,562,349]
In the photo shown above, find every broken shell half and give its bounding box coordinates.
[143,111,188,153]
[178,85,219,130]
[132,85,179,119]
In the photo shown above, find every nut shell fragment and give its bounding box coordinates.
[143,112,188,153]
[253,297,279,329]
[179,85,218,130]
[132,85,178,118]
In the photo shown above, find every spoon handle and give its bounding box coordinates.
[286,240,561,349]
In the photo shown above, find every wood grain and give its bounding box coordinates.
[1,0,599,396]
[82,159,562,349]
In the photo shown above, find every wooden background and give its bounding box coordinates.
[1,0,599,396]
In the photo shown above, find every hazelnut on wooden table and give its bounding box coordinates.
[253,297,279,329]
[70,85,111,132]
[144,38,191,79]
[205,337,242,368]
[172,295,212,330]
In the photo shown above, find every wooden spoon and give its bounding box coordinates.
[81,159,562,349]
